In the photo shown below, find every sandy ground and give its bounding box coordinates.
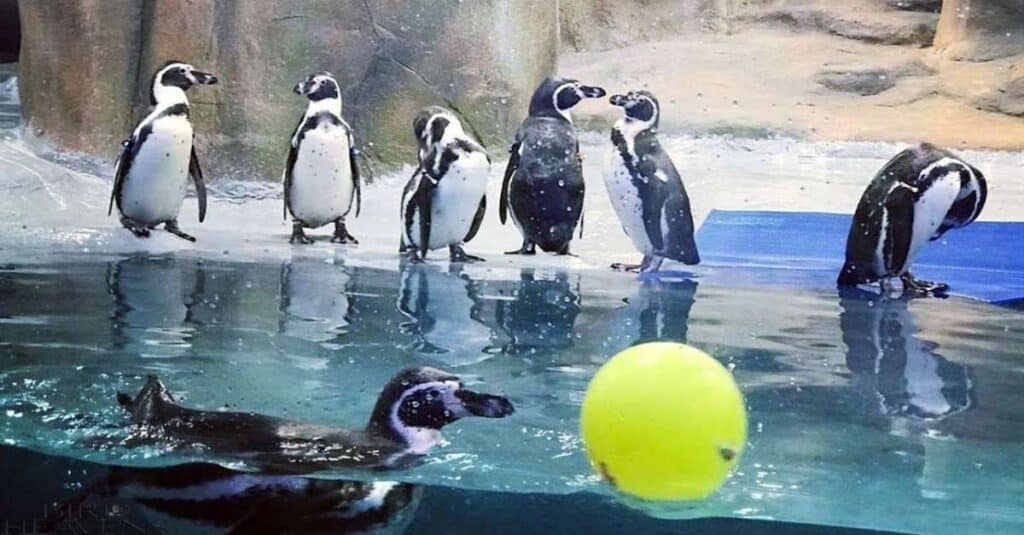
[562,26,1024,151]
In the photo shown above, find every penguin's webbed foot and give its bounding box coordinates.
[505,241,536,255]
[164,220,196,242]
[449,244,485,263]
[402,250,425,264]
[640,254,666,273]
[289,223,315,245]
[330,221,359,245]
[901,273,949,298]
[611,263,643,272]
[120,216,151,238]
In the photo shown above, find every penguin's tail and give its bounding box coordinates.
[117,375,177,424]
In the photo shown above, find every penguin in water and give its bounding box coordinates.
[109,61,217,241]
[838,143,987,297]
[284,71,362,245]
[499,77,606,255]
[41,463,421,535]
[604,90,700,272]
[115,367,513,471]
[400,106,490,262]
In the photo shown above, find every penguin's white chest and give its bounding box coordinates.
[422,152,489,250]
[120,116,193,224]
[603,148,655,254]
[878,173,961,276]
[289,124,353,228]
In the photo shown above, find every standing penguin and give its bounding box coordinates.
[284,71,361,244]
[499,77,606,255]
[604,90,700,272]
[838,143,987,296]
[400,106,490,262]
[109,61,217,241]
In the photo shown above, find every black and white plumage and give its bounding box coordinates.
[108,61,217,241]
[43,463,421,535]
[400,106,490,262]
[284,71,362,245]
[115,367,513,471]
[499,77,606,255]
[838,143,987,297]
[604,90,700,273]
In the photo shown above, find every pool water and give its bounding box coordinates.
[1,255,1023,534]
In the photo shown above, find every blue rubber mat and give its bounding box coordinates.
[695,210,1024,305]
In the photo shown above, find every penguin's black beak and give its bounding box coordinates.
[579,85,607,99]
[454,388,515,418]
[293,81,308,95]
[609,94,628,107]
[193,71,218,85]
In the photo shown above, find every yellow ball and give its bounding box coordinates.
[580,342,747,501]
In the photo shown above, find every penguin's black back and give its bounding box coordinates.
[509,117,584,251]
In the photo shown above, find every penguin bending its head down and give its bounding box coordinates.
[284,71,362,245]
[108,61,218,241]
[604,90,700,272]
[838,143,987,297]
[499,77,606,255]
[400,106,491,263]
[116,367,514,471]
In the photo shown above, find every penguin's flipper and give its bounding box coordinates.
[499,141,521,225]
[464,195,487,244]
[283,143,298,221]
[402,171,434,258]
[349,146,362,218]
[640,189,666,253]
[109,137,135,216]
[189,145,207,223]
[883,184,916,277]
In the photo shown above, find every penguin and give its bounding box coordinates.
[108,61,217,241]
[280,257,352,345]
[604,90,700,272]
[473,269,582,355]
[838,143,987,297]
[400,106,490,262]
[839,289,973,420]
[42,463,421,535]
[499,77,606,255]
[284,71,362,245]
[115,367,513,471]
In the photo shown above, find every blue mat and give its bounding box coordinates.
[695,210,1024,305]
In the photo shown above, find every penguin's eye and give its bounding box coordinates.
[426,389,440,399]
[178,68,186,74]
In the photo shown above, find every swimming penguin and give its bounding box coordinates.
[116,367,513,471]
[400,106,490,262]
[838,143,987,297]
[604,90,700,272]
[284,71,362,245]
[44,461,419,532]
[499,77,606,255]
[42,463,421,535]
[108,61,217,241]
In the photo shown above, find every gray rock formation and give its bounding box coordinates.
[934,0,1024,61]
[559,0,734,52]
[18,0,558,179]
[815,60,934,96]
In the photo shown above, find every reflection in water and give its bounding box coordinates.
[474,269,581,356]
[397,263,492,363]
[839,291,973,421]
[624,278,698,346]
[44,463,420,534]
[107,256,203,358]
[279,258,352,344]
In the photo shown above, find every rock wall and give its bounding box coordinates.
[559,0,739,52]
[933,0,1024,61]
[18,0,558,179]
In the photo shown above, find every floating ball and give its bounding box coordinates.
[580,342,746,501]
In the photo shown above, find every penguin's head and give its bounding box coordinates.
[412,106,462,157]
[609,90,660,130]
[294,71,341,102]
[150,61,218,105]
[367,367,514,451]
[529,77,607,122]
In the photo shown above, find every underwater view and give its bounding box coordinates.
[2,1,1024,534]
